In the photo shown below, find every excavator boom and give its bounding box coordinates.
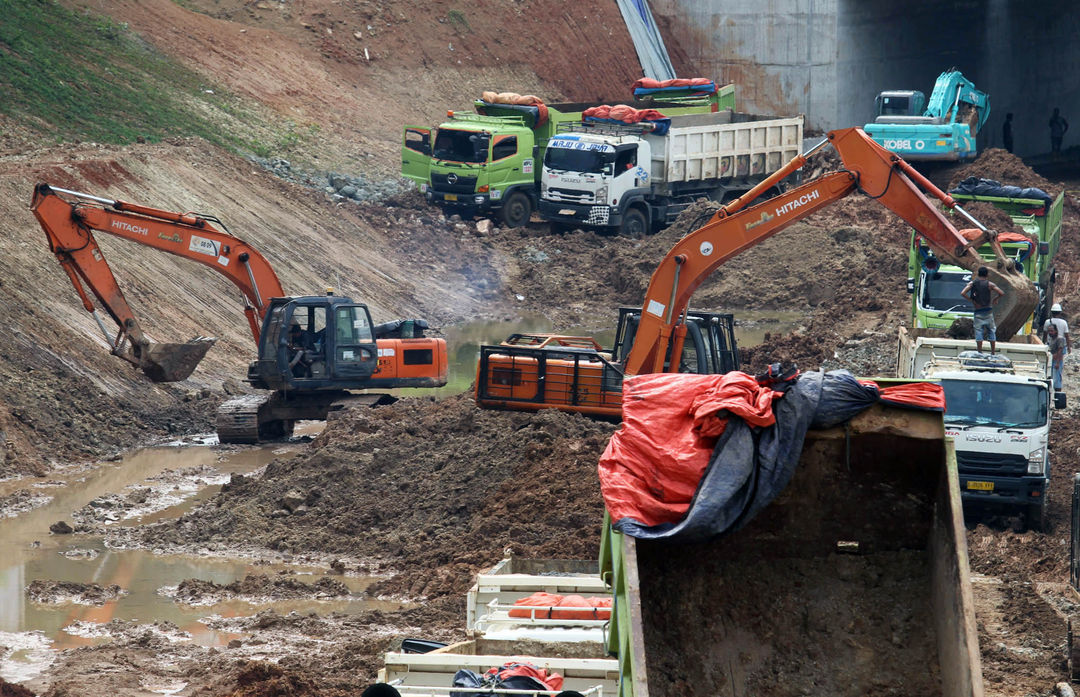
[625,127,1036,375]
[31,183,285,381]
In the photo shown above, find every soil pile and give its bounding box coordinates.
[949,149,1060,197]
[26,580,125,606]
[128,396,616,598]
[171,574,350,605]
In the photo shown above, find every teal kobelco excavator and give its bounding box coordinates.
[864,69,990,161]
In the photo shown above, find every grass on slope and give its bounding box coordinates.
[0,0,269,151]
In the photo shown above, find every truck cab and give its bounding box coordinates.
[908,190,1064,332]
[540,130,652,237]
[898,329,1053,530]
[402,114,538,227]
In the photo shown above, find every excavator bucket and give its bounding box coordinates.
[138,337,217,382]
[990,268,1039,341]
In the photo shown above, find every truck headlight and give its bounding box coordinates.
[595,186,608,203]
[474,195,485,205]
[1027,448,1045,474]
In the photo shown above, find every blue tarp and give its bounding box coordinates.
[583,115,671,136]
[950,177,1054,213]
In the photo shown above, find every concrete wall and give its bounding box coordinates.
[654,0,1080,156]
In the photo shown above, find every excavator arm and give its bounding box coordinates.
[30,183,286,381]
[625,127,1037,375]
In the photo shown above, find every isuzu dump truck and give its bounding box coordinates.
[600,401,984,696]
[897,326,1055,530]
[401,83,734,227]
[909,186,1064,333]
[538,111,803,236]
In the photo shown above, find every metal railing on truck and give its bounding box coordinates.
[475,344,625,415]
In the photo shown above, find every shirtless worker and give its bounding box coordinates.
[960,267,1005,353]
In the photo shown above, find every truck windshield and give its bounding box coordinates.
[544,147,611,174]
[941,379,1047,428]
[922,271,973,312]
[432,129,488,163]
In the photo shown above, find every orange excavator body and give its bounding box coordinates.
[31,183,448,441]
[476,127,1037,416]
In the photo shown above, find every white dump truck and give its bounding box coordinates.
[897,326,1054,530]
[538,111,804,236]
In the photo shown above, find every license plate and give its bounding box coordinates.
[444,193,458,201]
[558,209,576,216]
[966,480,994,491]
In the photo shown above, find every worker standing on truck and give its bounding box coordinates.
[960,267,1005,353]
[1049,108,1069,154]
[1043,303,1071,355]
[1048,324,1066,390]
[1002,113,1014,153]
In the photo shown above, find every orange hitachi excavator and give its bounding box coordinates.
[475,127,1038,417]
[31,183,447,443]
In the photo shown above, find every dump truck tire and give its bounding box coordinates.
[499,191,532,228]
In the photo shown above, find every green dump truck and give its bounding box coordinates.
[600,402,983,696]
[909,188,1064,335]
[401,84,735,227]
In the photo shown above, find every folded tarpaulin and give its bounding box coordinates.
[508,592,613,620]
[476,92,549,128]
[584,104,671,135]
[949,177,1054,214]
[632,77,718,97]
[598,370,943,543]
[452,662,563,697]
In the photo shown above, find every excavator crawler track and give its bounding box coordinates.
[216,391,397,444]
[216,394,289,444]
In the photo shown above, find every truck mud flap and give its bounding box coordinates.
[139,337,216,382]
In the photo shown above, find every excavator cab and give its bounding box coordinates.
[248,296,379,391]
[612,307,739,375]
[874,90,927,121]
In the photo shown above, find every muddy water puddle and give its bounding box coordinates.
[0,435,402,682]
[403,311,804,397]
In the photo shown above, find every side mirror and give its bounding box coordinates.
[1039,241,1051,256]
[906,278,915,294]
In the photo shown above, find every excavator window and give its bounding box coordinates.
[332,306,375,367]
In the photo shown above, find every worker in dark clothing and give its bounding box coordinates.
[1050,107,1069,154]
[960,266,1005,354]
[1002,113,1014,153]
[288,320,315,377]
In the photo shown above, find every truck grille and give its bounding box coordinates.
[955,450,1028,476]
[431,173,477,194]
[546,188,596,204]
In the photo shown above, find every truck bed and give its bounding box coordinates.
[647,112,803,187]
[602,404,983,697]
[378,637,618,695]
[466,557,607,643]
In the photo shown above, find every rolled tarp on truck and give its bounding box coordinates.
[598,372,983,696]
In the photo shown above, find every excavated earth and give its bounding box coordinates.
[1,1,1080,696]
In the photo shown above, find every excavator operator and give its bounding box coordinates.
[288,320,315,377]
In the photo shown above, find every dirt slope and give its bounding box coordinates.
[61,0,642,177]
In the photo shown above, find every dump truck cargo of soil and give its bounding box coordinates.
[602,404,982,697]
